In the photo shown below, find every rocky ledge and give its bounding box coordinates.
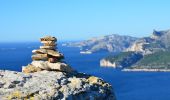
[0,70,115,100]
[0,36,116,100]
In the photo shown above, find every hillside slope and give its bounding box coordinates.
[63,34,138,53]
[101,29,170,71]
[126,29,170,55]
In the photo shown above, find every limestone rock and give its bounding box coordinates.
[126,29,170,55]
[23,61,74,73]
[0,70,116,100]
[126,42,144,52]
[100,52,143,68]
[100,59,117,68]
[22,64,42,73]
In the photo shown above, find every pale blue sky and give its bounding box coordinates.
[0,0,170,42]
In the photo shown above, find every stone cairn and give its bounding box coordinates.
[32,36,62,62]
[22,36,74,73]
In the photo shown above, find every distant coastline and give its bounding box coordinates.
[122,68,170,72]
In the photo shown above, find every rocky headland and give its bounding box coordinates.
[100,52,143,68]
[0,36,116,100]
[100,29,170,71]
[126,29,170,55]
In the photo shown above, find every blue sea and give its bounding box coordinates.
[0,42,170,100]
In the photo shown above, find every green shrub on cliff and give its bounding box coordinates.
[104,52,134,63]
[104,52,143,68]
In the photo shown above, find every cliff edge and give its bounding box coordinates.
[0,36,116,100]
[0,70,115,100]
[100,29,170,71]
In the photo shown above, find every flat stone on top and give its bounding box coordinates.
[40,36,57,41]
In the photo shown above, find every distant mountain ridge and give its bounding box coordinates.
[63,34,138,53]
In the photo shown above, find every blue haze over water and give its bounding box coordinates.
[0,42,170,100]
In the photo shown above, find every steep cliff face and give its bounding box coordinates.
[63,34,138,53]
[126,37,155,55]
[100,59,117,68]
[126,29,170,55]
[0,70,116,100]
[100,52,143,68]
[154,30,170,49]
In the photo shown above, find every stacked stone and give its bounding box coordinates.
[32,36,64,63]
[22,36,73,73]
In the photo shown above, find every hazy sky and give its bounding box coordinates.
[0,0,170,42]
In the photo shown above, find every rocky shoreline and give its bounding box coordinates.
[122,68,170,72]
[100,52,143,68]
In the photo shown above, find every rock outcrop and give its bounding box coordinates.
[100,52,143,68]
[0,70,115,100]
[126,37,162,55]
[22,36,74,73]
[100,59,117,68]
[0,36,116,100]
[126,29,170,55]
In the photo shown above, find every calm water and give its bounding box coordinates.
[0,42,170,100]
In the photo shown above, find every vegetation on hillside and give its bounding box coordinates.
[104,52,143,68]
[104,52,134,63]
[133,51,170,69]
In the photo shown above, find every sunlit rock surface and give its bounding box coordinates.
[0,70,116,100]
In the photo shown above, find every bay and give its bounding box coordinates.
[0,42,170,100]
